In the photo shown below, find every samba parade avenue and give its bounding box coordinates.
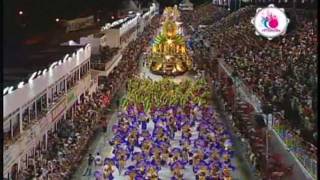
[4,1,317,180]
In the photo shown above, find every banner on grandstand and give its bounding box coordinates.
[251,4,290,40]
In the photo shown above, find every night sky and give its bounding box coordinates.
[3,0,145,41]
[3,0,210,41]
[3,0,209,65]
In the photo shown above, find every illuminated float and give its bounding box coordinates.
[148,7,192,76]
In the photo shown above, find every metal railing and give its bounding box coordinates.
[218,58,317,180]
[272,119,318,179]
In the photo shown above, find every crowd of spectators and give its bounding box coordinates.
[214,7,317,145]
[120,27,137,46]
[188,3,317,145]
[182,3,317,179]
[14,92,102,180]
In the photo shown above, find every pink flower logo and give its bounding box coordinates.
[268,15,278,28]
[261,13,279,29]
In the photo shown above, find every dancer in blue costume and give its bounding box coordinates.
[126,128,139,153]
[139,111,148,130]
[94,170,103,180]
[191,150,205,172]
[107,103,236,179]
[181,122,192,141]
[167,115,177,139]
[114,146,129,174]
[145,161,161,180]
[131,152,144,163]
[194,161,209,180]
[141,137,153,156]
[153,127,169,144]
[208,162,221,180]
[136,160,147,177]
[125,166,141,180]
[103,158,116,180]
[109,135,123,148]
[150,145,162,167]
[171,160,185,180]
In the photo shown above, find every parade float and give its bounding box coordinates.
[148,7,192,76]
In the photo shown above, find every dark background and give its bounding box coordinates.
[3,0,209,40]
[2,0,210,66]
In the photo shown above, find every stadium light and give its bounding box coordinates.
[19,10,23,15]
[55,18,60,22]
[28,72,37,82]
[18,81,25,88]
[3,87,9,95]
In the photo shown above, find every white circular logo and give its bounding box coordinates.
[251,4,290,40]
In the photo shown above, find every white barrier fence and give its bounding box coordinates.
[218,59,317,180]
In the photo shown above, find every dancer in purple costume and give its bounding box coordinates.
[125,166,141,180]
[108,104,236,179]
[194,161,209,180]
[114,147,129,174]
[145,161,161,180]
[103,158,116,180]
[94,170,103,180]
[170,160,185,180]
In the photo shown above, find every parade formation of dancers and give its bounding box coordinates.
[96,78,235,180]
[95,6,235,180]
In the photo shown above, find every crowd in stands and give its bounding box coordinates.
[182,3,317,179]
[120,27,137,46]
[213,6,317,145]
[14,92,101,180]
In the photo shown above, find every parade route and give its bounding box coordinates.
[72,54,254,179]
